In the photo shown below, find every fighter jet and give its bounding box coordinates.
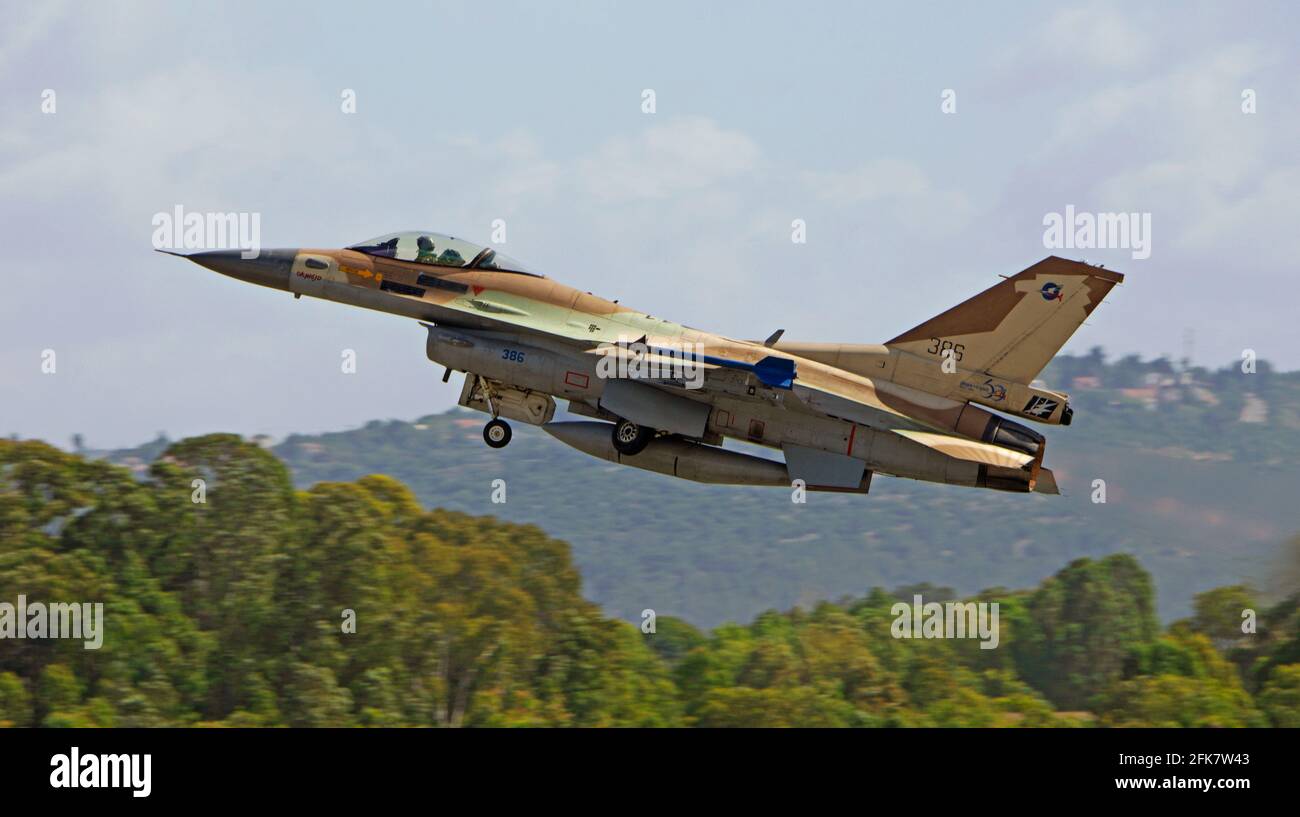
[172,231,1122,495]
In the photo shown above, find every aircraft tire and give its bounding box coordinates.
[611,419,651,455]
[484,419,512,448]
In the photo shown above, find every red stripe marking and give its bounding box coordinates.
[846,423,857,455]
[564,371,589,389]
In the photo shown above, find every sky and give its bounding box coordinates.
[2,0,1297,448]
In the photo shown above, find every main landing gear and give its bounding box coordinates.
[483,418,512,448]
[611,419,652,455]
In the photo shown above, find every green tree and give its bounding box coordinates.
[1190,584,1257,649]
[1258,664,1300,727]
[0,672,32,728]
[1095,674,1264,727]
[1013,555,1159,709]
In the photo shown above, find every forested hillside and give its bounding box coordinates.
[143,351,1299,628]
[2,435,1298,727]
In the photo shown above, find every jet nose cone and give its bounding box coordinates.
[180,248,297,291]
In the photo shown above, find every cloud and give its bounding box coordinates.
[803,158,930,204]
[0,2,70,75]
[574,116,761,202]
[1030,40,1297,267]
[1039,3,1153,71]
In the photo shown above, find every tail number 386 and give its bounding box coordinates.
[926,338,964,361]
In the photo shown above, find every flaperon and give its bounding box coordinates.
[169,231,1122,495]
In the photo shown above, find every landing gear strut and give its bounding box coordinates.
[611,419,652,455]
[484,418,512,448]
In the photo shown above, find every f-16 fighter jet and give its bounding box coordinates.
[171,232,1122,495]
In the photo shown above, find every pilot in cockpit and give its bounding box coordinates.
[415,235,439,264]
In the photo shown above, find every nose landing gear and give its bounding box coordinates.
[483,418,512,448]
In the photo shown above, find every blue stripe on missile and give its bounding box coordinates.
[750,355,796,389]
[646,345,797,389]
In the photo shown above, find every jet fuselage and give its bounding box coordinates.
[179,237,1122,495]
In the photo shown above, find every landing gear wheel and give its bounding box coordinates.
[483,419,512,448]
[611,419,652,455]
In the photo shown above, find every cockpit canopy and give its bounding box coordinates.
[347,231,539,275]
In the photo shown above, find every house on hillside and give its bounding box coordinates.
[1239,393,1269,424]
[1119,387,1159,410]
